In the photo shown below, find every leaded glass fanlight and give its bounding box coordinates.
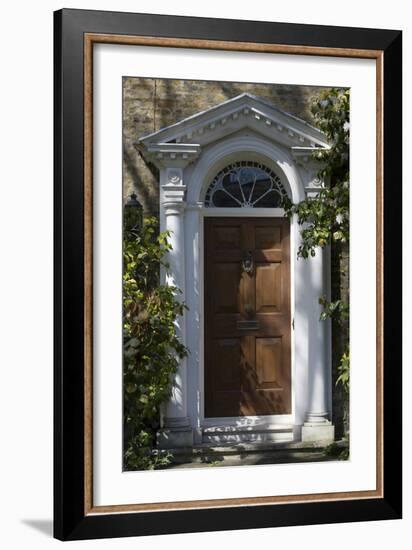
[204,161,288,208]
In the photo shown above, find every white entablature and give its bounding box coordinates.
[135,93,330,199]
[137,92,329,151]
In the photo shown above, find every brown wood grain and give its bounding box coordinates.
[376,52,384,497]
[87,488,381,515]
[84,33,94,516]
[204,218,291,417]
[85,33,381,59]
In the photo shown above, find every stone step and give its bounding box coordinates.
[164,440,349,468]
[202,424,294,445]
[158,438,347,457]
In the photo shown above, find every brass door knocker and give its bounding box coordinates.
[242,251,254,275]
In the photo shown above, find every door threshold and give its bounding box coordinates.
[201,424,295,445]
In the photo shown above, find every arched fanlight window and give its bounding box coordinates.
[204,161,288,208]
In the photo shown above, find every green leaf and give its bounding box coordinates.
[123,215,188,470]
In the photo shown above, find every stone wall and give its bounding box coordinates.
[123,77,333,214]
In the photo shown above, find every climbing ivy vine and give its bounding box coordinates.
[123,211,188,470]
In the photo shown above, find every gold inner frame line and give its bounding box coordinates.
[83,32,384,515]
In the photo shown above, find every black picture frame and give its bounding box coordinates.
[54,8,402,541]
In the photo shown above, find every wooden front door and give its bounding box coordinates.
[204,217,291,417]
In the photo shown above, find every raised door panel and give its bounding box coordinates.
[213,263,241,314]
[213,338,242,391]
[255,337,283,389]
[255,263,281,313]
[206,338,242,417]
[213,225,241,250]
[255,226,281,250]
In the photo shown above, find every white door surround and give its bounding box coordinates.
[136,93,335,447]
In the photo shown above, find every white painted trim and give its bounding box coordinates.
[185,133,304,435]
[186,133,306,205]
[197,209,296,431]
[197,207,296,429]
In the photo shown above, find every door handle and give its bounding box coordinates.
[242,250,254,274]
[244,303,254,317]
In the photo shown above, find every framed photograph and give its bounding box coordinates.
[54,8,402,540]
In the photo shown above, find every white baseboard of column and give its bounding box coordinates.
[301,421,335,444]
[157,428,194,449]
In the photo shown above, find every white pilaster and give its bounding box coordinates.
[135,146,201,450]
[302,246,334,443]
[184,202,203,444]
[158,168,194,448]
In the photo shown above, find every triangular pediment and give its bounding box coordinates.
[136,93,329,153]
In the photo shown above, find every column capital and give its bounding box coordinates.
[166,167,183,184]
[163,200,186,216]
[162,185,186,214]
[304,176,325,199]
[162,168,187,213]
[290,146,328,199]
